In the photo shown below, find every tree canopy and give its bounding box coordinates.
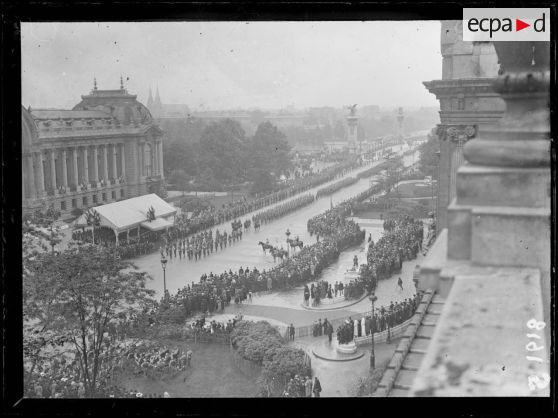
[23,243,155,396]
[163,119,294,194]
[418,129,440,177]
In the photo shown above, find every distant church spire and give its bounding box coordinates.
[155,86,161,106]
[153,86,162,118]
[93,76,98,91]
[120,75,124,90]
[147,87,154,109]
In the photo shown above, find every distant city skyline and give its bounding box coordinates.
[22,21,442,110]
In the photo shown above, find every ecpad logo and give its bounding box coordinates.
[463,8,550,41]
[467,14,546,37]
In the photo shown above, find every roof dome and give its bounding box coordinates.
[72,86,153,126]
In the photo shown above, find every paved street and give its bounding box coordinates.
[126,145,423,337]
[135,145,417,301]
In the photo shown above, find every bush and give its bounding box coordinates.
[262,346,310,381]
[177,196,213,213]
[352,360,389,396]
[71,208,84,218]
[231,321,284,364]
[231,321,310,397]
[147,323,189,340]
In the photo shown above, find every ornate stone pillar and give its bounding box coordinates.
[92,146,99,182]
[152,141,158,174]
[50,149,57,190]
[36,152,45,195]
[112,144,118,180]
[139,143,144,177]
[158,141,164,178]
[62,150,68,187]
[120,143,126,179]
[73,148,79,186]
[27,154,36,198]
[103,145,109,180]
[83,147,89,184]
[445,125,476,204]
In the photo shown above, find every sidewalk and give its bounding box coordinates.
[289,334,401,397]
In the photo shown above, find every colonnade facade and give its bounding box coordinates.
[423,21,505,233]
[23,137,164,216]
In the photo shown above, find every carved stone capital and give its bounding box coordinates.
[437,125,476,144]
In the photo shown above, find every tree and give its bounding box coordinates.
[71,207,84,219]
[250,122,293,178]
[24,244,155,396]
[418,129,440,177]
[23,205,63,254]
[385,159,405,199]
[197,119,248,184]
[85,209,101,245]
[249,110,267,126]
[250,169,274,196]
[163,140,198,178]
[168,169,190,194]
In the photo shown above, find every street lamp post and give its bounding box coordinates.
[434,151,440,229]
[160,256,168,299]
[369,292,378,370]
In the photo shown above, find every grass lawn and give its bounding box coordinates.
[116,341,257,398]
[208,192,250,209]
[357,198,435,221]
[393,182,434,198]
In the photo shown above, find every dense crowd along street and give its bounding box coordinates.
[132,155,423,326]
[334,291,423,341]
[133,146,417,298]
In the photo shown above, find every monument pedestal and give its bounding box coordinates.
[312,339,363,362]
[336,340,357,354]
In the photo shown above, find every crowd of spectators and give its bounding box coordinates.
[365,216,423,282]
[72,228,158,260]
[336,292,423,342]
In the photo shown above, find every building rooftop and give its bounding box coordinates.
[30,109,111,120]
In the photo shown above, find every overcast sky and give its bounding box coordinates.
[22,21,441,110]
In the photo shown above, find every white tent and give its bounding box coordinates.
[76,194,177,241]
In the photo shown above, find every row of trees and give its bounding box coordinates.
[165,120,292,194]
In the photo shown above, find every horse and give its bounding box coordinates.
[254,220,261,231]
[287,238,304,251]
[258,241,273,253]
[244,219,251,231]
[270,248,288,262]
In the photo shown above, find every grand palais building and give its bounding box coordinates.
[21,81,165,219]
